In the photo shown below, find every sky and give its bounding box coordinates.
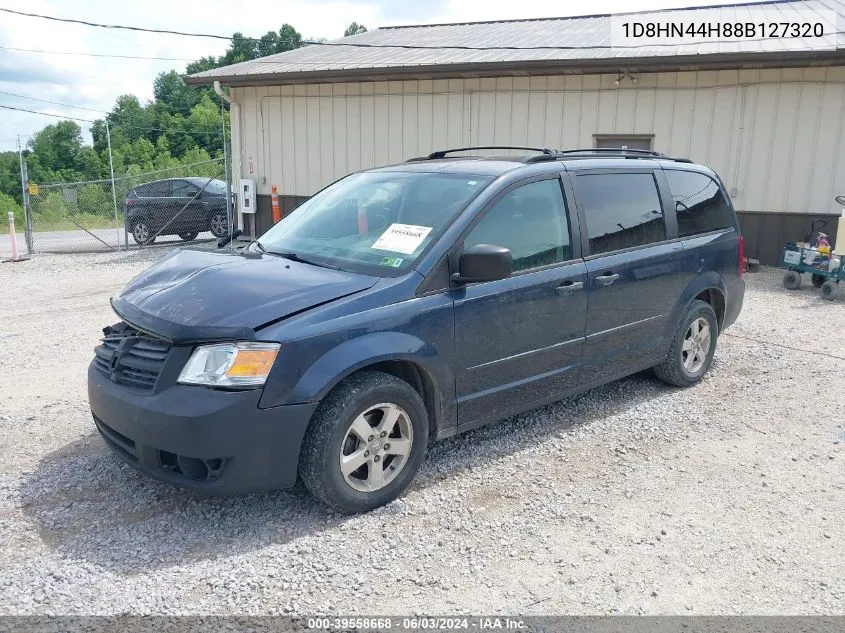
[0,0,757,151]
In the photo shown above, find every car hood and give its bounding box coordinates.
[111,249,378,342]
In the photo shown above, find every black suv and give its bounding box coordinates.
[124,177,232,244]
[90,147,745,513]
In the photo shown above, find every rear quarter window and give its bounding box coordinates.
[664,170,734,237]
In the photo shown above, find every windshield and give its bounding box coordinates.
[258,171,492,274]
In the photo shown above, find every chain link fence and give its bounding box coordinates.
[27,158,232,253]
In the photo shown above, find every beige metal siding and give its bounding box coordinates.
[231,66,845,216]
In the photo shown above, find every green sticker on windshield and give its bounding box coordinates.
[379,256,404,268]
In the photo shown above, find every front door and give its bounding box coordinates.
[453,176,588,425]
[569,170,687,384]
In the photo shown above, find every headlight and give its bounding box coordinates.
[178,342,280,387]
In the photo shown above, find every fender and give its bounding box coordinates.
[664,271,726,340]
[285,331,446,405]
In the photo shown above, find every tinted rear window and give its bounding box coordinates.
[574,172,666,255]
[665,170,735,237]
[136,181,170,197]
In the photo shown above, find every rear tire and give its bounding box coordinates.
[131,220,155,245]
[783,270,801,290]
[209,212,230,238]
[299,371,429,513]
[654,299,718,388]
[811,273,825,288]
[821,280,838,300]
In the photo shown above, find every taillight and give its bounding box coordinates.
[124,198,134,208]
[738,234,745,279]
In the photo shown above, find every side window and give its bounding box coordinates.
[574,172,665,256]
[464,179,571,273]
[171,180,198,197]
[665,170,734,237]
[142,181,170,197]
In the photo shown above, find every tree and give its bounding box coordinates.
[77,183,112,217]
[107,95,153,144]
[188,94,223,154]
[153,70,200,117]
[29,121,83,173]
[185,56,219,75]
[131,138,156,167]
[0,192,24,231]
[218,32,256,66]
[344,22,367,36]
[75,147,104,180]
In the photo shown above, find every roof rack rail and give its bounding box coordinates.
[409,146,558,161]
[525,147,693,164]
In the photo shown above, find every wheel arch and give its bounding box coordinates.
[669,272,727,336]
[694,287,725,330]
[281,333,446,442]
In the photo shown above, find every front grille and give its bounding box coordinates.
[93,323,171,392]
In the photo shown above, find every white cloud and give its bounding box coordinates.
[0,0,754,150]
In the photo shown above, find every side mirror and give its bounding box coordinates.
[451,244,512,284]
[835,195,845,206]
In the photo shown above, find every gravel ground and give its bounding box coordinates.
[0,251,843,616]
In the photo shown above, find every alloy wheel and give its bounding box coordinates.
[133,222,150,244]
[682,317,711,374]
[210,213,228,237]
[339,402,413,492]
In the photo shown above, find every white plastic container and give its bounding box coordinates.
[835,206,845,255]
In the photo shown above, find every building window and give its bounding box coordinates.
[593,135,654,151]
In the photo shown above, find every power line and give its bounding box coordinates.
[0,90,109,114]
[0,45,197,62]
[0,45,396,65]
[0,8,234,41]
[4,7,843,52]
[0,103,226,138]
[0,103,96,122]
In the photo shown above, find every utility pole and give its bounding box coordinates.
[220,93,234,249]
[105,120,121,249]
[17,135,33,254]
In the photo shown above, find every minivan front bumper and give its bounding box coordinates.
[88,363,317,495]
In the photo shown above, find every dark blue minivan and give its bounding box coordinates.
[88,148,745,512]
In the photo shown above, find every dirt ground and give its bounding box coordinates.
[0,249,842,615]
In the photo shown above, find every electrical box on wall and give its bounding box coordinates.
[239,179,256,214]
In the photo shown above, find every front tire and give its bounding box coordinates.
[783,270,801,290]
[299,371,429,513]
[654,299,718,387]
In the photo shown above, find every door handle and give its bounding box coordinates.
[555,280,584,294]
[595,272,620,286]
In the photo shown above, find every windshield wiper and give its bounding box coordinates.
[238,239,266,259]
[270,250,341,270]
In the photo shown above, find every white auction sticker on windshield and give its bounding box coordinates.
[371,223,433,254]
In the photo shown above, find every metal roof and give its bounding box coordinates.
[186,0,845,86]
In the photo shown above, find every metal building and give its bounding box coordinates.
[186,0,845,264]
